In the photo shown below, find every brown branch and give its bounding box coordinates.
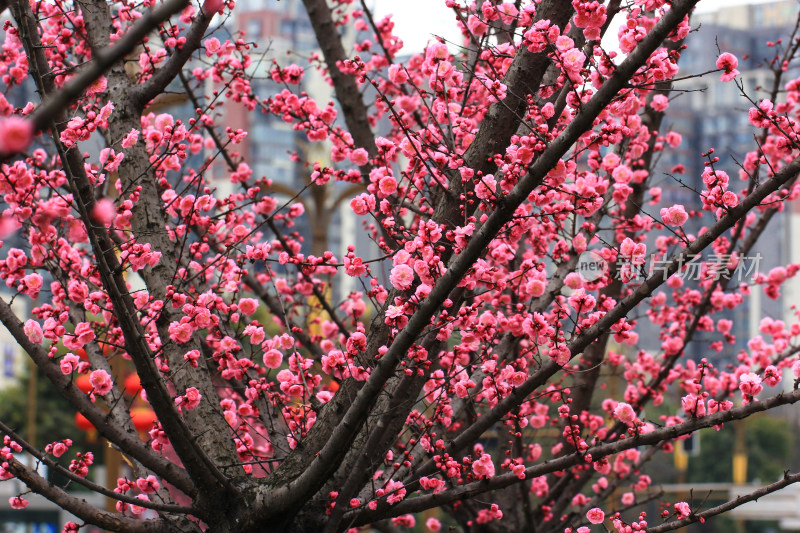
[74,0,246,498]
[29,0,190,134]
[5,456,169,532]
[0,296,194,496]
[132,5,215,109]
[349,386,800,523]
[254,0,702,517]
[0,418,196,515]
[11,0,224,498]
[645,472,800,533]
[455,0,575,186]
[322,333,452,532]
[301,0,378,160]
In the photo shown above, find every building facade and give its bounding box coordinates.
[652,0,800,360]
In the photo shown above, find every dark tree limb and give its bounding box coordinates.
[300,0,379,160]
[132,5,215,109]
[11,0,228,501]
[30,0,190,134]
[5,455,172,532]
[349,385,800,523]
[73,0,247,501]
[646,471,800,533]
[253,0,701,519]
[0,296,195,496]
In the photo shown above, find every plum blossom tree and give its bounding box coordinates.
[1,0,800,531]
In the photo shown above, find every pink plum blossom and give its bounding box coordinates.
[24,320,43,344]
[390,264,415,291]
[674,501,691,519]
[51,442,69,457]
[136,475,161,494]
[472,453,495,479]
[91,198,115,225]
[467,15,488,36]
[0,117,33,154]
[614,402,636,425]
[176,387,202,410]
[739,372,763,397]
[121,128,139,148]
[9,496,28,509]
[586,508,605,524]
[263,349,283,369]
[89,369,113,396]
[716,52,740,82]
[660,204,689,226]
[238,298,258,316]
[60,353,81,375]
[349,148,369,166]
[426,517,442,531]
[792,360,800,378]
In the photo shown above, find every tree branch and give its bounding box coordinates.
[29,0,190,134]
[646,472,800,533]
[255,0,701,517]
[132,5,215,109]
[72,0,247,497]
[5,455,170,532]
[0,418,196,515]
[349,386,800,523]
[300,0,379,159]
[0,297,196,497]
[11,0,225,499]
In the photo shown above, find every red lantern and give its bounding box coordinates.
[75,374,92,394]
[123,373,141,397]
[130,407,157,433]
[74,413,94,432]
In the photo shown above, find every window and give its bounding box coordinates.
[4,344,14,377]
[246,18,262,40]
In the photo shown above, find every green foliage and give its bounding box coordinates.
[0,366,77,449]
[687,414,794,484]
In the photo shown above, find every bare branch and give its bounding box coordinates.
[29,0,191,134]
[256,0,701,516]
[0,418,196,515]
[5,456,170,532]
[132,5,215,108]
[350,386,800,523]
[646,472,800,533]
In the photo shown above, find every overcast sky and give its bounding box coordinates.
[372,0,784,53]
